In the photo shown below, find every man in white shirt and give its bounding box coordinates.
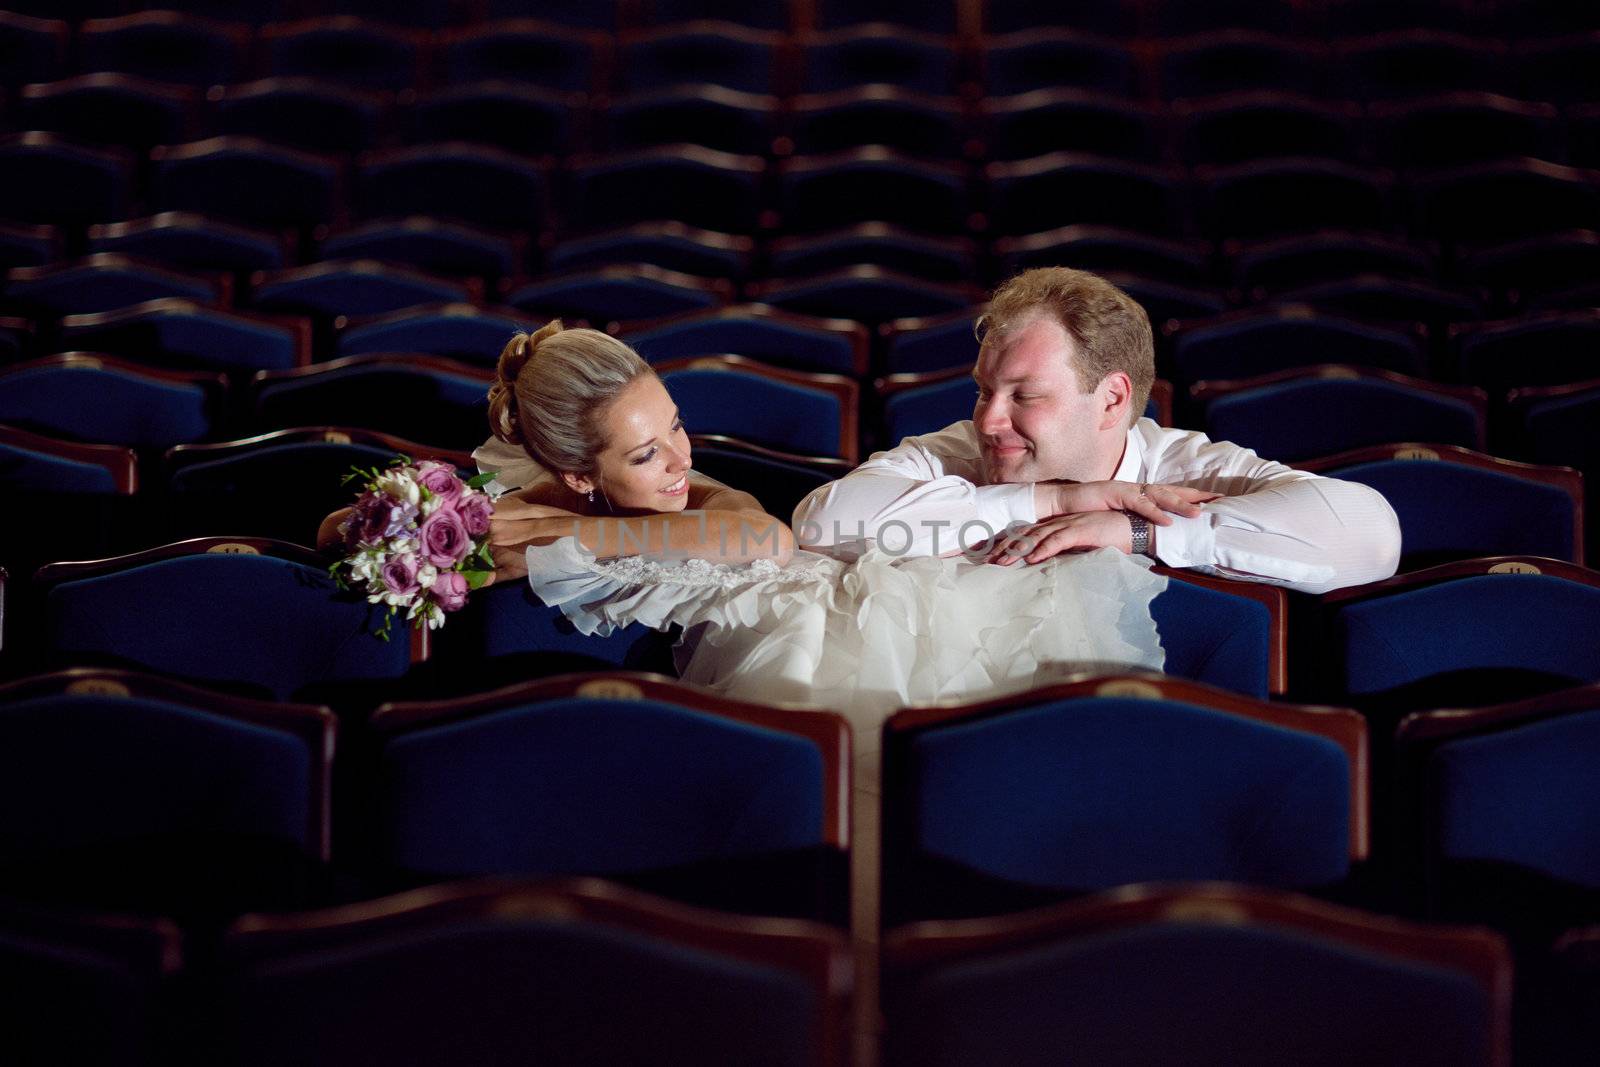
[793,267,1401,594]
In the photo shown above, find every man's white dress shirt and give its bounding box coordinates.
[792,418,1401,594]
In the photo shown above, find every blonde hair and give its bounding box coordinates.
[976,267,1154,426]
[486,320,655,475]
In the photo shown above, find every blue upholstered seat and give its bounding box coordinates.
[621,305,867,376]
[1316,452,1581,567]
[3,902,179,1067]
[88,213,288,275]
[252,354,490,451]
[222,880,848,1067]
[1333,568,1600,708]
[0,355,222,449]
[151,138,341,229]
[659,363,855,459]
[0,669,332,917]
[40,544,411,700]
[4,255,222,318]
[883,885,1506,1067]
[368,680,848,921]
[506,265,728,325]
[58,299,307,374]
[1199,371,1485,461]
[0,132,134,226]
[1151,573,1277,697]
[210,77,388,155]
[357,144,547,231]
[249,260,474,320]
[1169,306,1428,385]
[882,678,1359,924]
[336,304,529,365]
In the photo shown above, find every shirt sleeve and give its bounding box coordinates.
[793,423,1038,558]
[1144,428,1402,595]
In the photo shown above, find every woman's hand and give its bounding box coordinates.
[1045,480,1221,526]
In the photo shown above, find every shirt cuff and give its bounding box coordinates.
[1151,511,1216,568]
[969,481,1039,546]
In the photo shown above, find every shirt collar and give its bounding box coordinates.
[1110,424,1146,483]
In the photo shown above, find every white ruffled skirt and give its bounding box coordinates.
[525,538,1169,956]
[525,539,1168,789]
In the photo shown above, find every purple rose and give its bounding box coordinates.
[349,491,415,546]
[416,461,463,504]
[457,492,493,538]
[429,569,470,612]
[418,504,471,568]
[380,554,421,597]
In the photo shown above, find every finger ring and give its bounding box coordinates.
[1139,483,1150,497]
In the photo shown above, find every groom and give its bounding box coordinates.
[793,267,1401,595]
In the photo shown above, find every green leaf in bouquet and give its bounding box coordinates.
[466,471,498,490]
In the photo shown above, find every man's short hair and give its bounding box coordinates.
[976,267,1155,426]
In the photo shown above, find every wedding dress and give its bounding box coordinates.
[524,537,1169,788]
[524,536,1170,954]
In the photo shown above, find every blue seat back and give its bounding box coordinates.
[227,911,823,1067]
[337,307,528,364]
[1333,459,1577,564]
[661,368,845,457]
[379,696,826,876]
[1205,378,1483,461]
[1336,574,1600,698]
[0,361,215,449]
[1427,706,1600,888]
[625,314,859,375]
[1150,577,1272,698]
[61,303,303,373]
[883,378,976,443]
[0,693,316,858]
[43,554,410,699]
[898,697,1350,896]
[888,921,1492,1067]
[1171,313,1427,384]
[0,437,124,492]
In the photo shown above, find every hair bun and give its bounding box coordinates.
[488,320,563,445]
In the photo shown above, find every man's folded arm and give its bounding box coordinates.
[1152,472,1402,595]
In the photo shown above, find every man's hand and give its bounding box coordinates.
[988,510,1141,565]
[1040,480,1220,526]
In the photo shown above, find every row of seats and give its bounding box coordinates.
[1,368,1591,541]
[7,74,1600,170]
[8,219,1598,321]
[4,535,1598,731]
[5,282,1597,390]
[13,876,1570,1067]
[3,658,1598,935]
[6,131,1598,242]
[4,9,1599,99]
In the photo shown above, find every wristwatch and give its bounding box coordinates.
[1126,512,1150,556]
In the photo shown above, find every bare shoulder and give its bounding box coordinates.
[687,471,766,514]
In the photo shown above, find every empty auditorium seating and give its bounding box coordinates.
[881,673,1365,924]
[367,674,849,921]
[883,883,1511,1067]
[220,879,851,1067]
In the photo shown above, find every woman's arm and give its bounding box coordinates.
[488,482,794,584]
[317,507,352,553]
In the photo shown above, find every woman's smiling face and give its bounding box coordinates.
[585,373,692,513]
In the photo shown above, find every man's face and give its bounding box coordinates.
[972,314,1114,485]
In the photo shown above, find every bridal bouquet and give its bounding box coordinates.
[330,457,497,638]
